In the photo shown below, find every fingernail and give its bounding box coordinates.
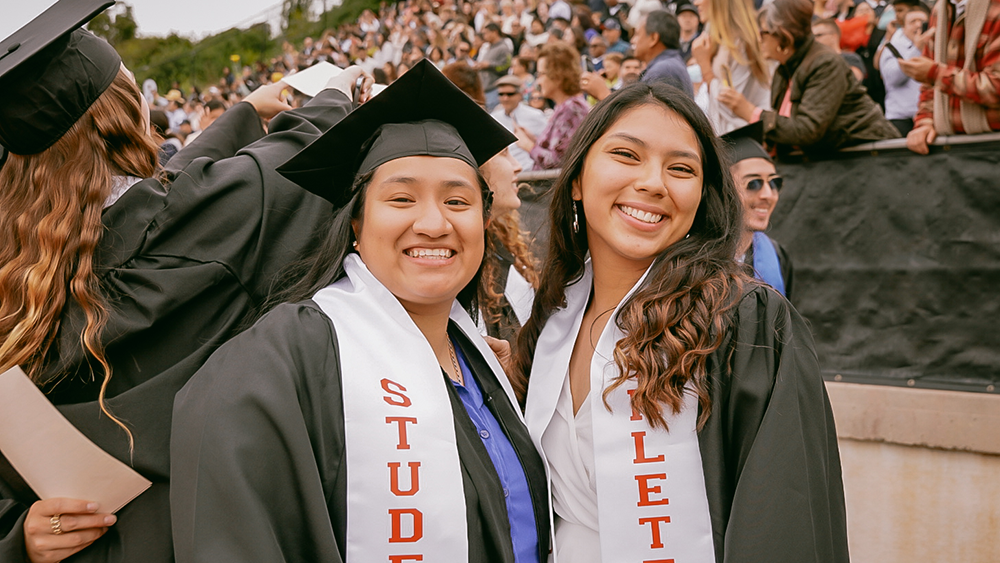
[87,502,99,512]
[105,515,117,525]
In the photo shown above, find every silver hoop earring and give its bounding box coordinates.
[572,201,580,234]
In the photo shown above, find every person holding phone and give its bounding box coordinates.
[880,4,932,136]
[514,43,589,170]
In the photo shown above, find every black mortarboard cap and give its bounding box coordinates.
[721,121,772,165]
[278,59,517,207]
[0,0,121,155]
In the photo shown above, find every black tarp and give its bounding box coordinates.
[519,138,1000,394]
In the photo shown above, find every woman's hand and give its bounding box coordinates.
[323,66,375,103]
[24,498,116,563]
[898,56,936,84]
[691,35,716,84]
[718,87,757,121]
[513,123,536,152]
[906,123,937,155]
[580,71,611,101]
[243,82,294,120]
[485,336,513,374]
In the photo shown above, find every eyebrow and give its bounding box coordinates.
[606,133,701,160]
[380,176,475,189]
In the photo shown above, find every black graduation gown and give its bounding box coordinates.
[170,301,551,563]
[698,286,849,563]
[0,90,353,562]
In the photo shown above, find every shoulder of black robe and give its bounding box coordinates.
[171,302,548,563]
[698,285,848,563]
[0,90,352,563]
[171,302,345,563]
[773,236,794,302]
[742,235,794,302]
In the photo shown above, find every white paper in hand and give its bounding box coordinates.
[282,61,344,97]
[0,366,151,513]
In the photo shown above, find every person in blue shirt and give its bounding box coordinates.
[631,10,695,97]
[170,60,549,563]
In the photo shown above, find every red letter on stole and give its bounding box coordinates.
[635,474,670,507]
[388,556,423,562]
[388,462,421,496]
[386,417,417,449]
[631,431,665,464]
[381,379,412,407]
[638,515,672,549]
[626,389,643,421]
[389,508,423,543]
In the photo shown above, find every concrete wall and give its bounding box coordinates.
[826,382,1000,562]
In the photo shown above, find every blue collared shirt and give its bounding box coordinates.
[451,341,539,563]
[642,48,695,97]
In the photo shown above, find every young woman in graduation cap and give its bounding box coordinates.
[0,1,373,561]
[169,59,550,563]
[509,81,849,562]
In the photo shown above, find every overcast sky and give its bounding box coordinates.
[2,0,301,42]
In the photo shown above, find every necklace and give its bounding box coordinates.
[588,306,617,351]
[447,339,464,386]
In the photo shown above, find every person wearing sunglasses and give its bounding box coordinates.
[725,124,794,298]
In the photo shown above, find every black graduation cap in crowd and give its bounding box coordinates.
[0,0,121,156]
[278,59,517,207]
[721,121,772,165]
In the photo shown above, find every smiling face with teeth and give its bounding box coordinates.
[572,103,704,273]
[731,157,779,234]
[352,155,486,316]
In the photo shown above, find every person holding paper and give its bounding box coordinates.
[0,1,372,561]
[170,60,549,563]
[506,81,849,562]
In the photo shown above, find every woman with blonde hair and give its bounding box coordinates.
[691,0,773,134]
[0,2,370,561]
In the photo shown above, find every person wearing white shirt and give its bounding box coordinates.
[490,75,550,171]
[879,6,930,135]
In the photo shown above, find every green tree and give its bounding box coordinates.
[87,2,138,46]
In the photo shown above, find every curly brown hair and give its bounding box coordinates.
[0,68,159,446]
[510,82,751,430]
[537,42,583,97]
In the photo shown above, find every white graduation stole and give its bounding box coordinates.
[312,254,522,563]
[525,260,716,563]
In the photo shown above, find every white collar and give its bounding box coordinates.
[104,176,144,209]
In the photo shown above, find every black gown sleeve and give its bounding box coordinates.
[699,286,849,563]
[162,101,265,173]
[170,303,347,563]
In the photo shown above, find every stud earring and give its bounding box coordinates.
[572,201,580,234]
[353,240,359,249]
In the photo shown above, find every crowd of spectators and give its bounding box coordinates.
[143,0,999,167]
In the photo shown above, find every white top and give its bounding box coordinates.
[698,42,773,135]
[491,103,550,171]
[541,375,601,563]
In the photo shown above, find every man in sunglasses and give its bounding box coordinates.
[725,125,794,299]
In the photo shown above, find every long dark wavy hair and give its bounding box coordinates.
[274,164,495,317]
[510,82,751,430]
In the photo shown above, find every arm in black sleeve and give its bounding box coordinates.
[163,102,265,174]
[138,88,354,301]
